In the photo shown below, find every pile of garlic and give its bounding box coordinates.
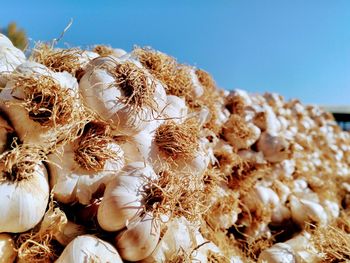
[0,33,350,263]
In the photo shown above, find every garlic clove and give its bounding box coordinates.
[0,233,16,263]
[115,213,160,261]
[56,235,123,263]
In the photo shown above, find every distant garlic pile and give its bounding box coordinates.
[1,32,350,263]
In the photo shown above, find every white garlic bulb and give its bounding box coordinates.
[79,56,167,134]
[0,147,49,233]
[149,119,210,175]
[223,114,261,150]
[49,125,125,205]
[0,62,85,149]
[289,195,328,227]
[56,235,123,263]
[97,162,157,231]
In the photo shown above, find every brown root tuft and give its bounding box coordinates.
[0,144,46,182]
[310,212,350,262]
[196,69,216,91]
[110,61,158,113]
[223,114,253,142]
[31,43,84,76]
[155,119,200,160]
[11,74,77,127]
[143,169,207,222]
[225,94,246,115]
[74,121,121,171]
[17,233,56,263]
[227,162,269,195]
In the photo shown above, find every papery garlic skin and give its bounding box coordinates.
[49,143,125,205]
[0,233,16,263]
[56,235,123,263]
[97,162,157,231]
[0,163,49,233]
[115,213,160,261]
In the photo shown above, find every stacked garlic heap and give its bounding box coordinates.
[0,33,350,263]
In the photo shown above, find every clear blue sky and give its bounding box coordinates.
[2,0,350,105]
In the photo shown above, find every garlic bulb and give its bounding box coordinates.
[144,217,224,263]
[97,162,157,231]
[115,213,160,261]
[49,123,125,204]
[0,146,49,233]
[223,114,261,150]
[79,56,167,134]
[257,132,290,163]
[149,119,210,175]
[56,235,123,263]
[0,234,16,263]
[205,184,240,229]
[285,232,321,263]
[244,186,280,212]
[0,62,87,149]
[289,195,328,227]
[253,105,281,135]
